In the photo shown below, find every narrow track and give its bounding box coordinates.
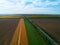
[19,19,28,45]
[10,19,28,45]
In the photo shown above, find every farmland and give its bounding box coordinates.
[0,18,20,45]
[0,15,60,45]
[30,18,60,44]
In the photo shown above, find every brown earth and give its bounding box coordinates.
[10,19,20,45]
[0,18,20,45]
[19,19,28,45]
[30,18,60,44]
[10,19,28,45]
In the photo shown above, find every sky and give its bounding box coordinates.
[0,0,60,14]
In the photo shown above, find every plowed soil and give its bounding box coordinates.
[30,18,60,44]
[0,18,20,45]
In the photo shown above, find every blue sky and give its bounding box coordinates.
[0,0,60,14]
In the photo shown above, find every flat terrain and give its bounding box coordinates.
[0,16,22,18]
[20,19,28,45]
[24,17,54,45]
[0,18,20,45]
[30,18,60,44]
[10,19,28,45]
[0,15,60,45]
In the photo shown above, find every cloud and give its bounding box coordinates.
[27,0,60,8]
[0,0,60,14]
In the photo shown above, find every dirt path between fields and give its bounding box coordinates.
[19,19,28,45]
[10,19,28,45]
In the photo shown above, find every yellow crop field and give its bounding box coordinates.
[0,16,23,18]
[0,15,60,18]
